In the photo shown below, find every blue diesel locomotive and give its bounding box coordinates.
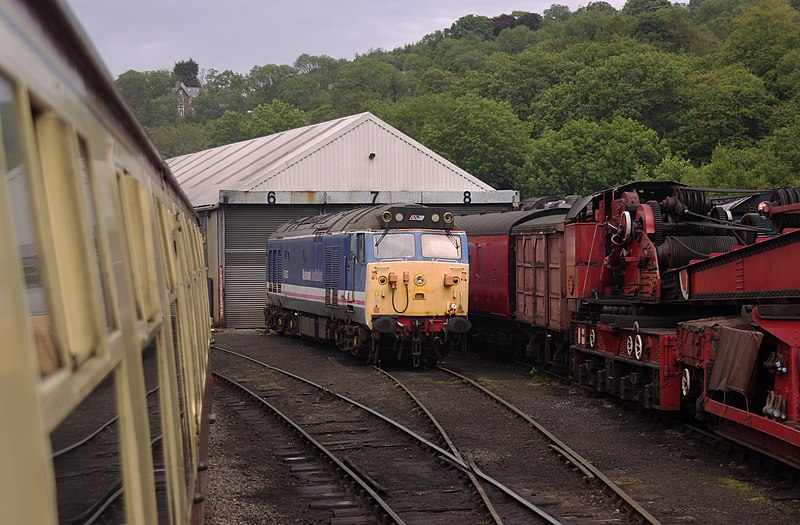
[265,204,471,366]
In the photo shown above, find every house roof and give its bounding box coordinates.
[172,81,200,97]
[167,112,495,207]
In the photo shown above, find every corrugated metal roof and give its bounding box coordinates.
[167,112,495,207]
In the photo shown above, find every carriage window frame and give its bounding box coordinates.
[77,137,118,333]
[0,74,62,376]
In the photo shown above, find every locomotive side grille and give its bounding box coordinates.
[267,250,283,293]
[325,247,339,305]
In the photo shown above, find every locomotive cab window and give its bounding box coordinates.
[421,233,461,260]
[373,233,415,259]
[356,233,365,263]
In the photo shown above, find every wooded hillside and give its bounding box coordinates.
[116,0,800,196]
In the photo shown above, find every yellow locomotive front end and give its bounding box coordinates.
[359,209,471,366]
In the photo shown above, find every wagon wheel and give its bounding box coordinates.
[634,334,643,360]
[681,369,691,397]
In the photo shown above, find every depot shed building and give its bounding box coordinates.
[168,112,518,327]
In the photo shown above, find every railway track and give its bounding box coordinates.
[214,347,501,524]
[381,366,660,525]
[513,359,800,486]
[213,345,661,524]
[213,347,588,524]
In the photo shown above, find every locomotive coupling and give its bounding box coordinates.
[446,316,472,334]
[373,316,402,334]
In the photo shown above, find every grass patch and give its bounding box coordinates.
[714,477,767,501]
[475,376,506,387]
[613,477,644,487]
[529,369,551,385]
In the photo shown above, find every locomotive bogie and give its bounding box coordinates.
[571,323,680,410]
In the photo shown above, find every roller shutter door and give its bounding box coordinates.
[224,205,323,327]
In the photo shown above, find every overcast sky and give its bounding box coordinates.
[65,0,627,79]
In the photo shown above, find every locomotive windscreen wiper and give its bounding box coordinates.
[375,227,390,247]
[445,229,460,249]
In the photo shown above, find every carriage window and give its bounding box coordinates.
[78,139,116,331]
[421,234,462,260]
[50,374,126,523]
[373,233,415,259]
[0,76,61,375]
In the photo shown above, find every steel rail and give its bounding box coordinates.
[373,367,505,525]
[213,371,405,524]
[52,386,161,458]
[439,365,662,525]
[214,346,561,523]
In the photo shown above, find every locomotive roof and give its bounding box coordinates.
[456,208,567,236]
[270,203,457,239]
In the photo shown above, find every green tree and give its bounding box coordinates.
[115,69,174,122]
[514,11,543,30]
[692,145,795,188]
[192,70,253,122]
[461,49,580,121]
[204,110,249,146]
[247,100,309,137]
[335,57,402,101]
[148,123,208,158]
[543,4,573,22]
[374,94,456,142]
[377,94,530,188]
[418,94,531,189]
[718,0,800,85]
[248,64,296,106]
[670,64,775,161]
[531,48,690,137]
[648,154,700,182]
[532,10,635,52]
[622,0,672,16]
[496,25,539,53]
[430,35,496,73]
[631,9,722,54]
[445,15,495,40]
[173,59,200,87]
[519,117,668,195]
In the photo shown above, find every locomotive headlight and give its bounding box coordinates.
[415,275,425,286]
[452,276,460,285]
[381,211,392,223]
[431,213,440,222]
[395,213,404,222]
[443,212,454,224]
[378,276,387,285]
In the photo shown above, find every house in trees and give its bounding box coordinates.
[167,112,518,327]
[172,81,200,116]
